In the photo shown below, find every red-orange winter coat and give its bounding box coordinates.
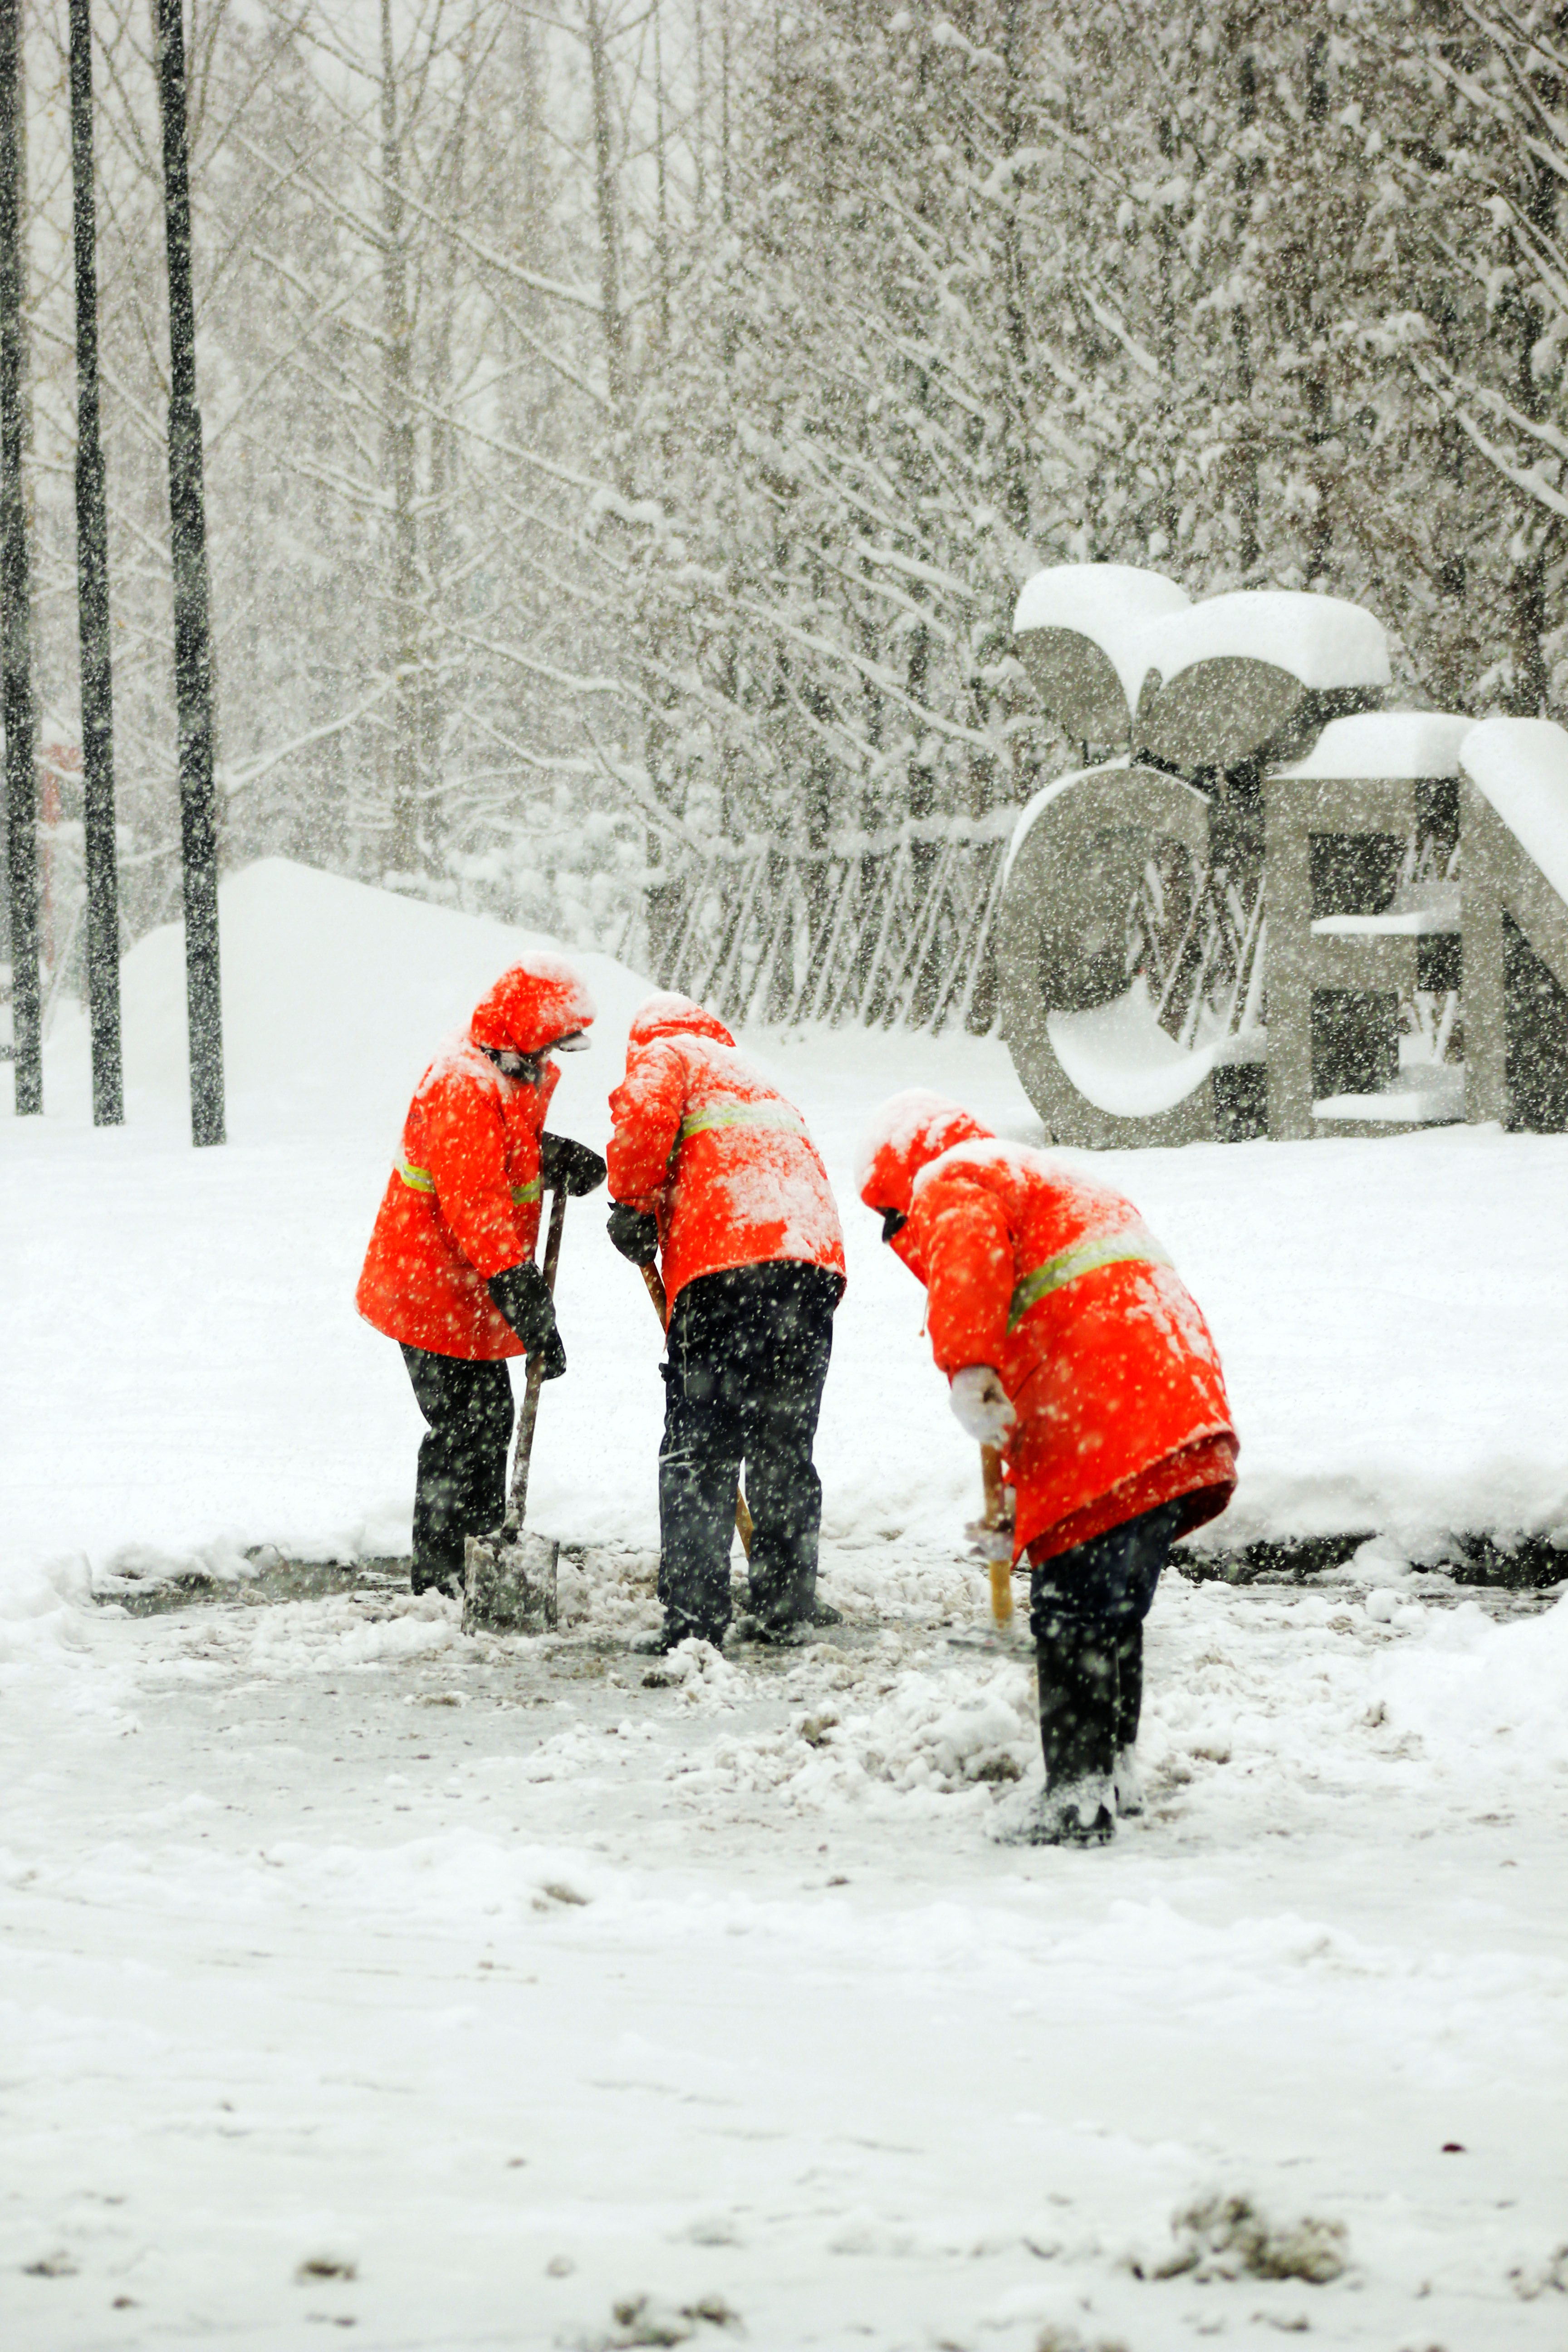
[356,957,595,1360]
[607,995,846,1319]
[860,1104,1235,1564]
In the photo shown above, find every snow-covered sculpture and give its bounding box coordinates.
[1460,720,1568,1132]
[1002,564,1568,1142]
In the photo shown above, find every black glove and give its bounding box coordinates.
[536,1323,567,1382]
[541,1133,608,1197]
[487,1260,557,1354]
[607,1201,659,1265]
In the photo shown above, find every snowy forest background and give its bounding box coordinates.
[9,0,1568,981]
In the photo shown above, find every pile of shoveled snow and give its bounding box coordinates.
[1372,1595,1568,1787]
[673,1652,1036,1815]
[0,1553,93,1677]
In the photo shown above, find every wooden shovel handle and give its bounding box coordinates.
[639,1260,753,1559]
[980,1442,1014,1627]
[506,1183,570,1534]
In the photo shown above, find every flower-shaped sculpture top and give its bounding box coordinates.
[1014,564,1391,773]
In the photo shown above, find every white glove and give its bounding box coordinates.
[949,1366,1015,1449]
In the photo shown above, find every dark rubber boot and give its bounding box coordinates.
[1032,1622,1117,1845]
[632,1613,725,1656]
[1112,1617,1145,1816]
[1113,1618,1143,1750]
[411,1559,462,1599]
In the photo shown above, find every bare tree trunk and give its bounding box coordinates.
[1232,39,1259,576]
[720,0,732,225]
[380,0,421,876]
[1152,111,1181,552]
[996,0,1031,540]
[69,0,122,1124]
[654,2,671,351]
[425,288,452,866]
[0,0,39,1113]
[156,0,225,1147]
[693,0,706,221]
[1302,33,1333,587]
[1503,143,1559,713]
[585,0,629,485]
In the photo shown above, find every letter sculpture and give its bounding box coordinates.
[1002,566,1568,1142]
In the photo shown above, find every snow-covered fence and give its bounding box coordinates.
[644,812,1013,1034]
[1003,567,1568,1145]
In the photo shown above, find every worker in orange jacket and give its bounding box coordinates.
[357,956,597,1594]
[859,1090,1237,1845]
[606,994,846,1650]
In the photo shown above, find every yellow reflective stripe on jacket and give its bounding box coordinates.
[1007,1230,1171,1331]
[398,1160,542,1208]
[676,1103,808,1145]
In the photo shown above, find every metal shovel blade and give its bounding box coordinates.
[463,1527,559,1634]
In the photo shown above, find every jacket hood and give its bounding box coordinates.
[470,956,597,1058]
[856,1090,995,1217]
[627,992,736,1050]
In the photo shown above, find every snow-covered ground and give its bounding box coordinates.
[3,860,1567,2349]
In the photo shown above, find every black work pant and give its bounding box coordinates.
[658,1262,839,1643]
[401,1344,515,1592]
[1028,1500,1184,1784]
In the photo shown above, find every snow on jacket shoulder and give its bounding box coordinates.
[608,1023,845,1315]
[356,1035,560,1360]
[905,1139,1237,1563]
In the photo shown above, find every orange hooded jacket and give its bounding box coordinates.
[607,993,846,1318]
[356,957,596,1359]
[858,1092,1236,1563]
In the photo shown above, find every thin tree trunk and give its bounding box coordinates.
[1302,33,1332,586]
[156,0,223,1147]
[156,0,224,1147]
[0,0,38,1113]
[69,0,122,1126]
[654,2,670,350]
[996,0,1031,539]
[585,0,630,479]
[1233,43,1259,576]
[720,0,731,225]
[693,0,705,222]
[380,0,421,874]
[1504,144,1559,713]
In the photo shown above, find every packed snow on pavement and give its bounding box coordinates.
[3,859,1567,2351]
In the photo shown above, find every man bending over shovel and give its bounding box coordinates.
[858,1092,1238,1846]
[357,956,598,1596]
[606,994,846,1652]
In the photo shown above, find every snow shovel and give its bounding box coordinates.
[980,1445,1015,1625]
[638,1261,754,1558]
[962,1444,1015,1625]
[464,1137,607,1634]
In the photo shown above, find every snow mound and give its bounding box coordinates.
[1012,562,1190,717]
[1272,709,1473,780]
[243,1589,465,1674]
[679,1657,1036,1812]
[1136,590,1391,694]
[1460,716,1568,909]
[0,1550,93,1674]
[1047,978,1220,1118]
[40,857,654,1141]
[1372,1594,1568,1787]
